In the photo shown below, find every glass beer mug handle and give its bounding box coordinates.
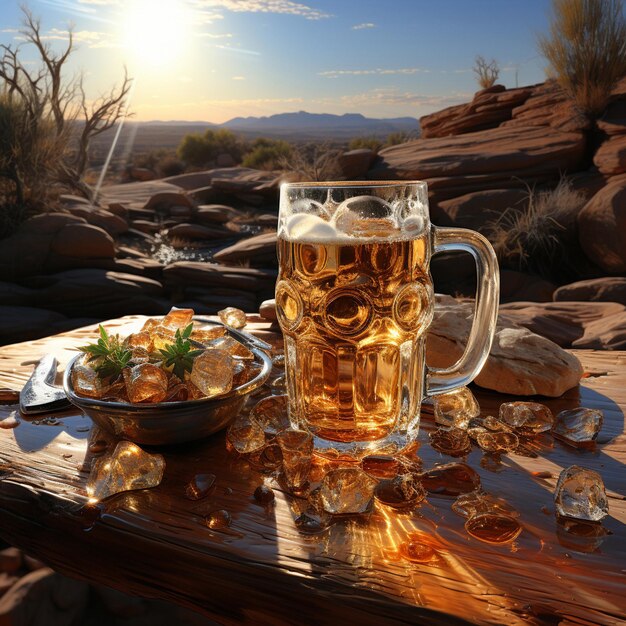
[426,226,499,395]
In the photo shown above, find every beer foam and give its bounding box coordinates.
[282,213,426,243]
[284,213,342,241]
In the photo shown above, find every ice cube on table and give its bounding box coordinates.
[277,429,313,489]
[250,394,289,436]
[86,441,164,502]
[553,408,603,447]
[554,465,609,522]
[433,387,480,430]
[320,467,377,515]
[499,401,554,433]
[218,307,247,329]
[226,417,266,454]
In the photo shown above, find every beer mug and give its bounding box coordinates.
[275,181,499,456]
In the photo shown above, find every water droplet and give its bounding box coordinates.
[185,474,216,501]
[254,485,275,504]
[206,509,231,529]
[399,539,437,563]
[294,512,325,534]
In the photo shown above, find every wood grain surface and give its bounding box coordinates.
[0,317,624,626]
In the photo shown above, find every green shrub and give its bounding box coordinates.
[539,0,626,117]
[241,138,292,170]
[177,128,244,167]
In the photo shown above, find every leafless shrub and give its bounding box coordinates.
[0,7,131,235]
[473,56,500,89]
[278,141,343,181]
[538,0,626,117]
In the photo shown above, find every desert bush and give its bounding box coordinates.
[0,8,130,235]
[178,128,244,167]
[486,178,588,282]
[278,141,343,181]
[384,131,417,147]
[539,0,626,117]
[473,56,500,89]
[242,138,292,170]
[157,155,186,178]
[348,136,382,152]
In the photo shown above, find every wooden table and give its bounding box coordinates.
[0,317,625,626]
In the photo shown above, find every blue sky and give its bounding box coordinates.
[0,0,552,122]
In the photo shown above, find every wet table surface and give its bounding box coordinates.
[0,316,625,626]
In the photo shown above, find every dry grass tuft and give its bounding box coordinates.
[538,0,626,117]
[486,178,588,281]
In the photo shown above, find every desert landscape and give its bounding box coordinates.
[1,0,626,623]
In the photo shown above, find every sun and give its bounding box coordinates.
[122,0,193,67]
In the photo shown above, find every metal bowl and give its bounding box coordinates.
[63,325,272,446]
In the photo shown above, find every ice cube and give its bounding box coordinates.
[433,387,480,430]
[190,326,227,344]
[126,331,153,351]
[72,364,106,399]
[451,490,518,519]
[226,417,266,455]
[320,467,377,515]
[205,336,254,361]
[421,462,481,497]
[129,346,151,365]
[475,431,519,453]
[86,441,164,502]
[374,474,426,509]
[250,394,289,436]
[553,408,603,448]
[190,350,233,398]
[285,213,338,241]
[499,401,554,433]
[218,307,247,329]
[124,363,168,403]
[554,465,608,522]
[429,428,472,457]
[482,416,513,432]
[161,307,194,331]
[277,429,313,489]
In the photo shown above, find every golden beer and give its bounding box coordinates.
[276,230,433,446]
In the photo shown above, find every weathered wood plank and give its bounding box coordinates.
[0,318,624,625]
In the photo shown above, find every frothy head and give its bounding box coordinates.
[279,183,429,243]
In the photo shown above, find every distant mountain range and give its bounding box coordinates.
[142,111,420,140]
[219,111,420,139]
[87,111,421,162]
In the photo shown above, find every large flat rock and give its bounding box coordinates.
[369,125,585,186]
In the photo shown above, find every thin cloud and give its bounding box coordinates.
[232,75,246,80]
[196,32,233,38]
[352,22,375,30]
[315,88,472,109]
[319,67,430,78]
[193,0,331,20]
[214,43,261,55]
[37,27,118,48]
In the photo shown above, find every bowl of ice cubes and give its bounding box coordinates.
[63,309,273,446]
